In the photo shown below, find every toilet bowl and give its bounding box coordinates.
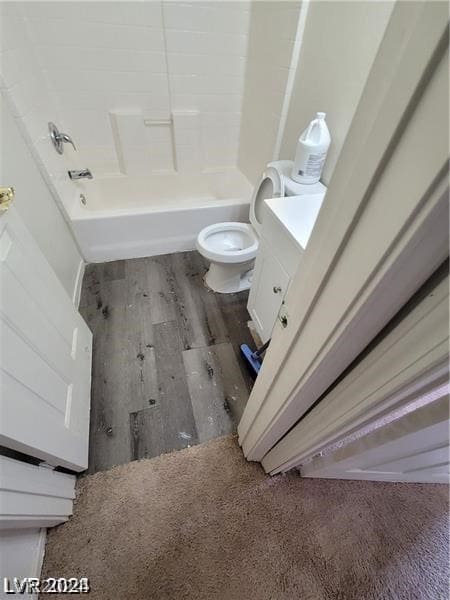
[196,160,327,293]
[197,222,258,293]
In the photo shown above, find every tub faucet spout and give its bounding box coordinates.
[68,169,93,180]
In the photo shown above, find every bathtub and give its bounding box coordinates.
[70,169,252,263]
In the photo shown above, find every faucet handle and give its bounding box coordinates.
[48,122,77,154]
[59,133,76,152]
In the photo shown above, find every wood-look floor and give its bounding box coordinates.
[80,251,254,474]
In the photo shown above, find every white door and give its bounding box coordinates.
[0,201,92,471]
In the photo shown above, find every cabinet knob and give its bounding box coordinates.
[273,286,282,294]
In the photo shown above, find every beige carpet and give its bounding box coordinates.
[42,436,449,600]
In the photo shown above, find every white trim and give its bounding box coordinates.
[262,275,449,474]
[72,260,85,307]
[31,529,47,580]
[0,456,75,530]
[0,527,48,599]
[300,393,449,484]
[238,1,449,462]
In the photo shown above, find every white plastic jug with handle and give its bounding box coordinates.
[291,112,331,184]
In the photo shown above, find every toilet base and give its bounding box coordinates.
[204,261,254,294]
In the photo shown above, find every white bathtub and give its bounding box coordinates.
[70,169,252,263]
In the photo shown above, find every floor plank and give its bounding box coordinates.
[153,320,199,451]
[124,260,160,413]
[102,260,126,282]
[136,256,178,325]
[129,406,165,460]
[183,343,249,442]
[87,280,132,473]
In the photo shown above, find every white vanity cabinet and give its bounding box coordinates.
[248,194,325,343]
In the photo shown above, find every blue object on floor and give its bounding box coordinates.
[240,339,271,377]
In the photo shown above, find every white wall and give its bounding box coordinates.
[18,1,250,176]
[1,89,83,298]
[238,1,302,184]
[279,0,394,185]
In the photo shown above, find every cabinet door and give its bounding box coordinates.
[248,240,290,342]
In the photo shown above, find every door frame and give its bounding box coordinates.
[299,393,449,484]
[238,1,449,462]
[262,273,449,474]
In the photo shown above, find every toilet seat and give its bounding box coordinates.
[196,222,258,264]
[249,165,285,235]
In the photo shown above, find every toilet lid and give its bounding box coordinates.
[249,166,285,235]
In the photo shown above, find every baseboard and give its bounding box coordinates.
[72,260,85,307]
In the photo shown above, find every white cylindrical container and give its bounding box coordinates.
[291,112,331,184]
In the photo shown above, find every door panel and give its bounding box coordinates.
[0,206,92,471]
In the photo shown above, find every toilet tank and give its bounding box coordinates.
[268,160,327,197]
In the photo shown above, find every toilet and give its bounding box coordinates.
[196,160,326,294]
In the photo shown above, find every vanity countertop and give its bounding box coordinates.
[264,193,325,251]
